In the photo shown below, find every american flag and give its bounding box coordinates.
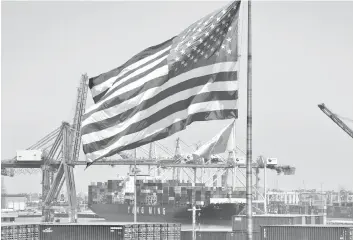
[82,1,241,163]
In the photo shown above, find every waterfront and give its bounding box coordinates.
[10,216,352,230]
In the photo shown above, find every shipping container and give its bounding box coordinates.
[169,187,175,197]
[39,222,181,240]
[40,223,119,240]
[232,214,324,231]
[2,223,40,240]
[181,230,260,240]
[260,225,353,240]
[195,191,201,201]
[16,150,42,161]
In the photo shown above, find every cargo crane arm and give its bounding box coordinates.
[318,103,353,139]
[43,74,89,222]
[64,73,89,222]
[1,126,62,177]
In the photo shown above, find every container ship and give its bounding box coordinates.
[88,176,246,226]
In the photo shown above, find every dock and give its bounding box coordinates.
[2,217,353,240]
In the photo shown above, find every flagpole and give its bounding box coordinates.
[246,0,253,240]
[264,158,267,214]
[134,157,137,223]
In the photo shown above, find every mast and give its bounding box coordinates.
[148,143,155,175]
[134,157,137,223]
[174,138,181,180]
[246,0,253,239]
[193,167,197,240]
[264,157,267,214]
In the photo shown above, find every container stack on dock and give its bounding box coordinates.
[28,222,180,240]
[260,225,353,240]
[2,223,39,240]
[39,223,124,240]
[2,222,180,240]
[4,220,353,240]
[180,230,261,240]
[232,214,325,232]
[167,223,181,239]
[123,224,138,239]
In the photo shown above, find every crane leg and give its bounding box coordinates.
[42,122,77,223]
[41,165,51,221]
[63,165,77,222]
[63,123,78,223]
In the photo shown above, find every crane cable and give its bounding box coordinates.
[155,142,174,157]
[335,114,353,123]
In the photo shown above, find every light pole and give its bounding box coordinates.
[264,157,267,214]
[321,182,326,224]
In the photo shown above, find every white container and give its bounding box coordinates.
[13,202,20,211]
[7,201,14,209]
[19,202,26,210]
[235,156,246,165]
[266,158,278,165]
[16,150,42,161]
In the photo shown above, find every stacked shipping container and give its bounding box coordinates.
[1,224,39,240]
[260,225,353,240]
[88,182,109,204]
[327,205,353,218]
[232,214,325,232]
[36,222,181,240]
[89,179,245,208]
[2,222,181,240]
[180,230,261,240]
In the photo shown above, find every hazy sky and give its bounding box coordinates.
[1,1,353,194]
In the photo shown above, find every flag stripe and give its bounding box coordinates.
[82,69,237,129]
[84,61,237,122]
[92,55,169,104]
[89,37,173,90]
[84,104,238,159]
[86,110,237,161]
[84,64,168,118]
[90,44,172,103]
[82,90,237,147]
[85,75,168,124]
[82,77,238,136]
[94,53,169,103]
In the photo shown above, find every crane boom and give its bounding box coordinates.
[43,74,89,222]
[318,103,353,139]
[71,74,89,163]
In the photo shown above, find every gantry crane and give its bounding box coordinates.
[318,103,353,139]
[42,74,89,222]
[1,74,89,223]
[1,124,63,215]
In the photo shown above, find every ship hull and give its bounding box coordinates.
[89,203,244,226]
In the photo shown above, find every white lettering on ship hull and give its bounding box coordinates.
[128,206,166,216]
